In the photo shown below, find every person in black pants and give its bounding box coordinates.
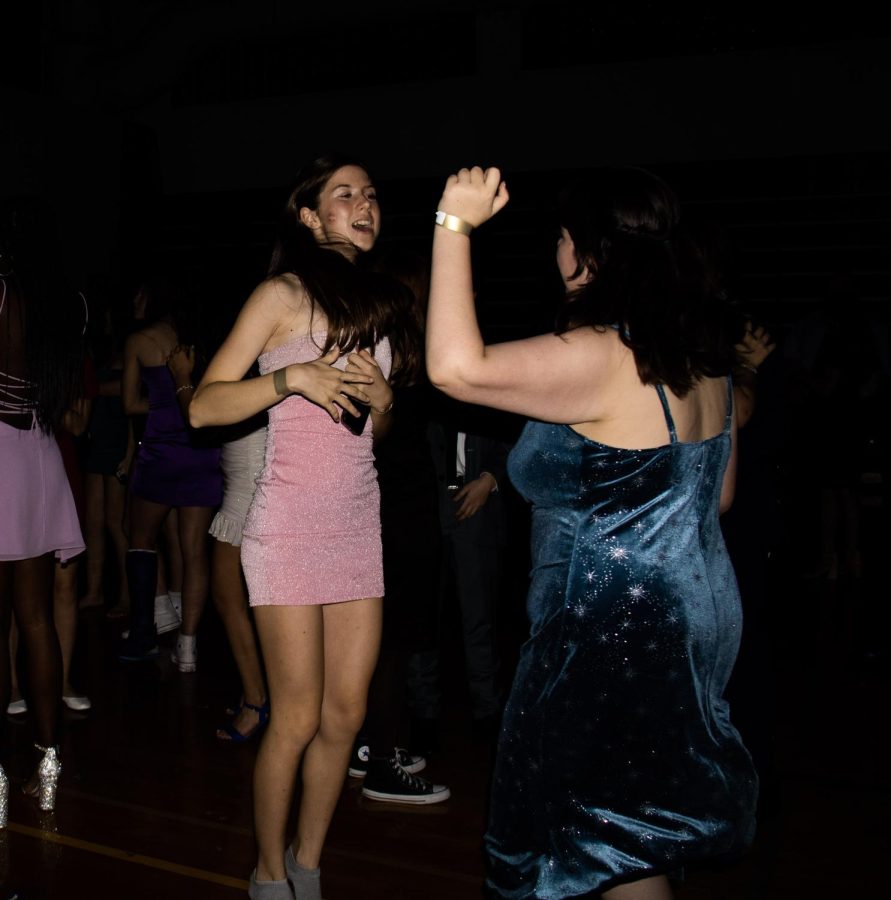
[415,396,509,742]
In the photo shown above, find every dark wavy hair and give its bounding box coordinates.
[372,247,430,388]
[267,152,398,361]
[0,204,84,432]
[135,272,216,386]
[554,167,740,396]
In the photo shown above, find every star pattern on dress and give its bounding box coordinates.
[492,418,753,889]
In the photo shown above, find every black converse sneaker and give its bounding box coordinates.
[348,739,371,777]
[349,742,425,777]
[393,747,426,775]
[361,756,450,805]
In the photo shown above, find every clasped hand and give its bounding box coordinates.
[286,346,390,423]
[438,166,510,228]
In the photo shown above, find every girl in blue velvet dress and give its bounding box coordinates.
[426,167,757,899]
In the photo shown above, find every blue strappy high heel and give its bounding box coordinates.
[215,700,270,742]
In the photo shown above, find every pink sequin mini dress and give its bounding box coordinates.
[241,333,391,606]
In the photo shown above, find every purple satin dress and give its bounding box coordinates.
[129,366,222,508]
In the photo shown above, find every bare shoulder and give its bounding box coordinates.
[249,273,306,307]
[125,327,164,364]
[244,275,314,335]
[667,374,731,442]
[693,374,731,408]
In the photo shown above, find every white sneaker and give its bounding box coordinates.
[154,594,181,635]
[62,694,92,711]
[172,633,197,673]
[7,698,27,715]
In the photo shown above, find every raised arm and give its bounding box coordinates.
[732,322,775,428]
[189,278,373,428]
[426,166,615,424]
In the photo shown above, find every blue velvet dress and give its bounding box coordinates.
[485,382,757,898]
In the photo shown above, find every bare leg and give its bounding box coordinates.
[8,618,21,702]
[52,558,80,696]
[603,874,674,900]
[252,605,326,882]
[213,539,267,738]
[177,506,214,636]
[0,562,12,711]
[104,474,130,610]
[128,494,171,554]
[9,554,61,748]
[123,495,172,653]
[162,508,183,597]
[293,597,382,869]
[80,473,105,608]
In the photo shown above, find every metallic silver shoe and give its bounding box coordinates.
[0,764,8,828]
[31,744,61,812]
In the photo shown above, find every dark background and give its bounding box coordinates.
[3,0,890,339]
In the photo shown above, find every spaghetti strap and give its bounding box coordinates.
[142,330,173,357]
[724,376,734,433]
[655,384,678,443]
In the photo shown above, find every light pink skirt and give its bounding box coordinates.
[0,420,85,563]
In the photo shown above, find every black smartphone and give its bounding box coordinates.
[341,397,371,435]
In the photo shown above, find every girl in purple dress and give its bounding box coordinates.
[118,278,222,669]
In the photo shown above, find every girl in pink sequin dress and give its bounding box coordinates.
[190,155,397,900]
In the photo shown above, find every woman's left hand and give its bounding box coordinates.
[167,344,196,381]
[437,166,510,228]
[736,322,775,372]
[345,349,393,413]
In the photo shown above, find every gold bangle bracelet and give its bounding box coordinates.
[273,367,289,396]
[434,210,473,236]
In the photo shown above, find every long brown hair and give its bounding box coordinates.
[267,153,395,359]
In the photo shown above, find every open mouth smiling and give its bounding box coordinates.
[352,218,375,234]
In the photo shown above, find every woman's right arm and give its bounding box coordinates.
[190,280,371,428]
